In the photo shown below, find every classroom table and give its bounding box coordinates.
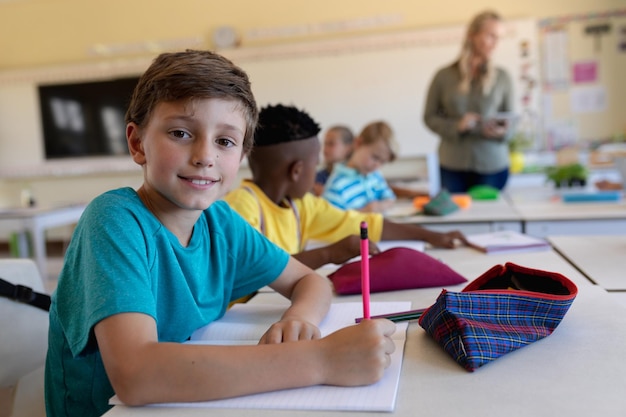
[103,247,626,417]
[0,204,86,277]
[548,235,626,291]
[385,197,522,235]
[504,186,626,237]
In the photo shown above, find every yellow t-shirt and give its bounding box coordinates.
[223,180,383,254]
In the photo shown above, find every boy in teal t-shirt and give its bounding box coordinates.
[45,50,396,417]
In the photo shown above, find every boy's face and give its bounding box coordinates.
[323,131,351,164]
[349,139,391,175]
[128,98,246,214]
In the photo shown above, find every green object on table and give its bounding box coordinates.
[423,190,460,216]
[468,185,500,200]
[545,163,589,188]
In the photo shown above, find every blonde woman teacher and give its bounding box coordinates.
[423,10,514,193]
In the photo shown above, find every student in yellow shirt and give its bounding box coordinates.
[224,104,467,270]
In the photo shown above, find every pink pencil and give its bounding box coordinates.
[360,221,371,319]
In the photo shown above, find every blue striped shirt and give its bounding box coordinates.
[323,163,395,210]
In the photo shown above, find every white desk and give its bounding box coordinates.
[104,248,626,417]
[505,186,626,237]
[0,204,86,277]
[548,235,626,291]
[386,197,522,234]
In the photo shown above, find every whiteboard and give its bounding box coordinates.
[225,17,540,158]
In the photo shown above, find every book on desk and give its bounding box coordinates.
[466,230,550,254]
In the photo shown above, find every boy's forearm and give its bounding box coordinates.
[380,219,437,242]
[293,249,333,270]
[282,272,332,326]
[113,341,326,405]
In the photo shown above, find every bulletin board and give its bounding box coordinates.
[539,9,626,150]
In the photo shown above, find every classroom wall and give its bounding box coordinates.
[0,0,624,213]
[1,0,623,70]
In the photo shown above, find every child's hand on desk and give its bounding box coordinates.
[317,319,396,386]
[361,200,394,213]
[259,317,322,344]
[327,235,380,265]
[425,230,468,249]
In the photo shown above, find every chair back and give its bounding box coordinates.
[0,259,48,417]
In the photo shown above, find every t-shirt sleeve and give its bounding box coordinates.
[322,173,349,209]
[375,172,396,201]
[218,203,290,300]
[56,194,158,357]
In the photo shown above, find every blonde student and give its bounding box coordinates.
[224,104,467,271]
[323,121,398,212]
[313,125,354,196]
[44,51,396,417]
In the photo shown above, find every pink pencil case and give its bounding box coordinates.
[328,247,467,295]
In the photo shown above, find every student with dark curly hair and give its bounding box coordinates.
[224,104,467,270]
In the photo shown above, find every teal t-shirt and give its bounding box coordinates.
[45,187,289,417]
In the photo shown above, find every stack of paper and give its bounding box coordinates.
[467,231,550,254]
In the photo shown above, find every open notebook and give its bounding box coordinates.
[467,230,550,254]
[110,301,410,412]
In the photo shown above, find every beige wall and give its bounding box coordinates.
[1,0,623,70]
[0,0,623,219]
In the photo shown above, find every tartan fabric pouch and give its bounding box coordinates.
[418,262,578,371]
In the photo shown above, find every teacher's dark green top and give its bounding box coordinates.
[423,64,514,174]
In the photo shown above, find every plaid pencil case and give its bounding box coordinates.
[418,262,578,372]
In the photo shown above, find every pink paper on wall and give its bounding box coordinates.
[572,61,598,83]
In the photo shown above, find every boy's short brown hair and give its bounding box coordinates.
[358,121,398,162]
[126,49,258,154]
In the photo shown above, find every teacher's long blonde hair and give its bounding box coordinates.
[455,10,501,95]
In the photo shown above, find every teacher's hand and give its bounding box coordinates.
[481,119,507,139]
[457,112,481,133]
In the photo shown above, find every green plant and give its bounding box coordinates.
[545,163,589,187]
